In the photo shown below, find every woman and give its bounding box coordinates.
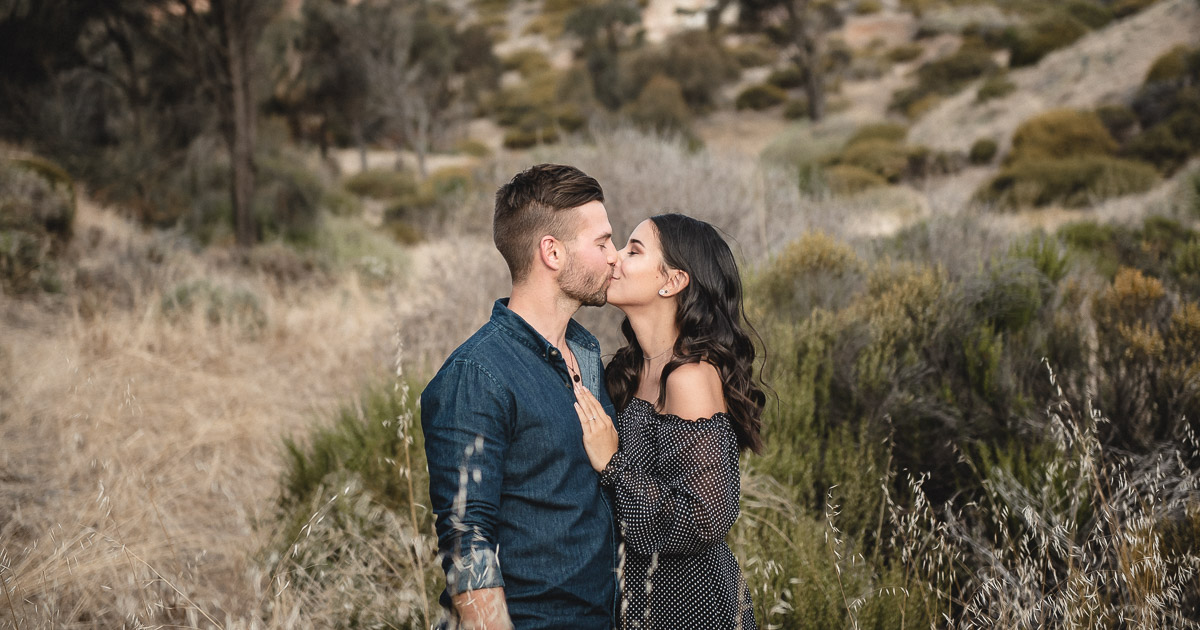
[574,213,765,630]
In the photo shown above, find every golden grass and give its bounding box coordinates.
[0,199,401,628]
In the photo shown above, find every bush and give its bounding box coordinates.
[623,75,693,135]
[736,83,787,110]
[501,48,552,78]
[1144,44,1194,83]
[1007,108,1118,163]
[976,74,1016,102]
[0,157,75,294]
[621,30,741,112]
[855,0,883,14]
[1121,124,1192,173]
[833,138,913,182]
[161,280,267,333]
[890,44,998,116]
[767,65,806,89]
[1112,0,1159,18]
[887,43,924,63]
[845,122,908,147]
[344,169,418,199]
[255,153,325,246]
[1004,13,1089,67]
[1065,0,1114,29]
[823,164,888,195]
[1094,103,1140,142]
[502,127,560,149]
[969,137,999,164]
[730,40,777,68]
[455,138,492,158]
[783,98,809,120]
[975,155,1160,209]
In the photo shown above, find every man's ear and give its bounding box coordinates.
[538,235,565,271]
[660,269,690,296]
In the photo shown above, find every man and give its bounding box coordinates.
[421,164,620,629]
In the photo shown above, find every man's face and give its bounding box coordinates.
[559,200,616,307]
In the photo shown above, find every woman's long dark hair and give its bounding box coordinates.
[605,213,766,453]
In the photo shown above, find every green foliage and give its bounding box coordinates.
[344,169,419,200]
[623,75,694,136]
[1004,12,1089,67]
[255,152,325,247]
[736,83,788,110]
[0,157,75,294]
[1007,108,1119,163]
[856,0,883,14]
[1122,123,1193,173]
[730,40,777,68]
[501,48,552,78]
[782,98,810,120]
[1094,103,1139,142]
[976,73,1016,102]
[1144,44,1194,83]
[161,280,267,333]
[621,30,741,112]
[767,65,806,90]
[823,164,889,195]
[1065,0,1114,29]
[976,155,1160,209]
[1112,0,1160,18]
[832,139,914,183]
[503,126,561,149]
[845,122,908,147]
[890,43,999,117]
[969,137,999,164]
[886,43,924,63]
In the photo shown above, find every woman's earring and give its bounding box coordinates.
[659,289,668,296]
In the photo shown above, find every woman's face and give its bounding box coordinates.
[607,219,669,308]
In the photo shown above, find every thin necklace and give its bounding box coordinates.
[564,347,582,383]
[642,347,671,362]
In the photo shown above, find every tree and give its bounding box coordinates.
[733,0,836,121]
[564,0,641,111]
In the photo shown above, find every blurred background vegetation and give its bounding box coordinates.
[2,0,1200,628]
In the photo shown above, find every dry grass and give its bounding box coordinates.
[0,199,401,628]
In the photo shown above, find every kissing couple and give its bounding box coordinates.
[421,164,765,630]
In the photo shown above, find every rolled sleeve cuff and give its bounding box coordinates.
[445,545,505,595]
[598,449,629,487]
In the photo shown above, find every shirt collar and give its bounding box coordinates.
[490,298,599,361]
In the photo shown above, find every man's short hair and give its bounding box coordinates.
[493,164,605,283]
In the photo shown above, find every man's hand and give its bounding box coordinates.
[452,587,512,630]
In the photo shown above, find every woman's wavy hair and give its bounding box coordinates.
[605,213,766,453]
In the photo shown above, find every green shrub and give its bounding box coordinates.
[343,169,418,199]
[976,74,1016,102]
[970,137,999,164]
[455,138,493,158]
[1122,124,1192,173]
[730,40,777,68]
[501,48,552,78]
[0,157,75,294]
[1094,103,1140,142]
[856,0,883,14]
[621,30,741,112]
[1112,0,1159,18]
[975,155,1160,209]
[736,83,788,110]
[1004,13,1089,67]
[886,43,924,63]
[783,98,809,120]
[890,44,998,116]
[845,122,908,147]
[767,64,805,89]
[255,153,325,246]
[161,280,267,333]
[823,164,889,195]
[1166,109,1200,152]
[833,138,913,182]
[502,127,559,149]
[1144,44,1193,83]
[1007,108,1119,163]
[1066,0,1114,29]
[623,74,693,135]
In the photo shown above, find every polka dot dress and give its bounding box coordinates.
[599,398,756,630]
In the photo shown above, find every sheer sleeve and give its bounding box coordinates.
[599,410,741,557]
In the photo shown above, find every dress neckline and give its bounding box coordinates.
[627,396,731,424]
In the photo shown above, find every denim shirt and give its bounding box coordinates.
[421,299,618,629]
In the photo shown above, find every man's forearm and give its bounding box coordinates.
[452,587,512,630]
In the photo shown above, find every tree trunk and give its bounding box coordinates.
[786,0,825,121]
[216,0,259,248]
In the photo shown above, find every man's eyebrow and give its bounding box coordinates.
[596,231,612,242]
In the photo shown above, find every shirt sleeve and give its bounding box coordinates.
[599,414,741,557]
[420,359,512,595]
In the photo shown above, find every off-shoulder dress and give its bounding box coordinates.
[599,397,756,630]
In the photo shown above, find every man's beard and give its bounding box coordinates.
[560,251,609,307]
